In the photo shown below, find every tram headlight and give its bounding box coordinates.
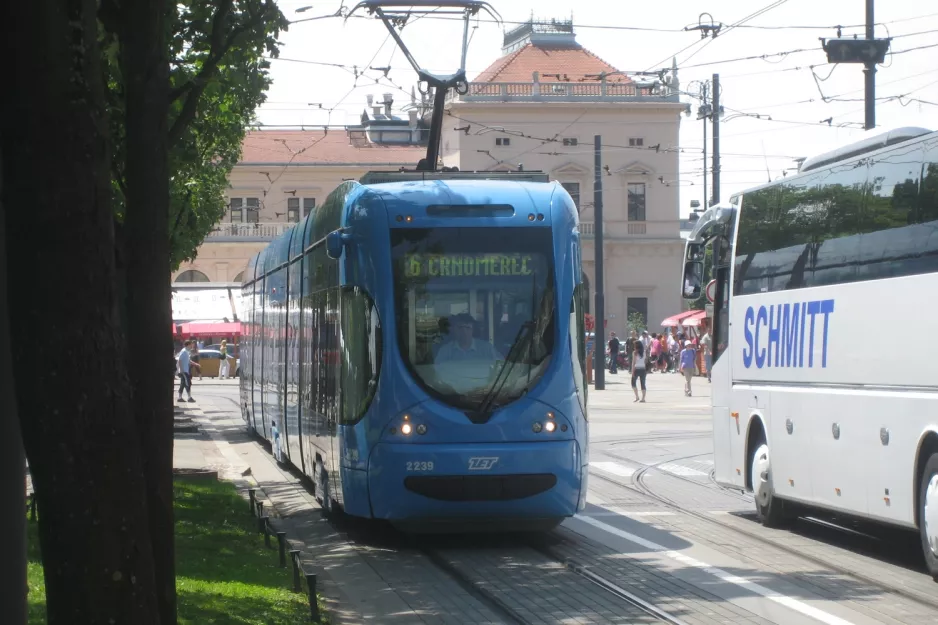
[532,422,543,433]
[544,421,556,433]
[416,424,427,435]
[401,423,413,435]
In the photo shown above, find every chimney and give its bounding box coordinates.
[366,94,374,107]
[408,110,418,127]
[383,93,394,116]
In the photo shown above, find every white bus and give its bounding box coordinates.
[682,126,938,578]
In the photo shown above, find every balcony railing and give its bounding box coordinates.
[446,80,680,104]
[204,222,296,242]
[578,220,680,239]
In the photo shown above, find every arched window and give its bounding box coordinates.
[175,270,210,283]
[233,271,244,283]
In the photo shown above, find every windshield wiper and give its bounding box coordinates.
[470,321,534,420]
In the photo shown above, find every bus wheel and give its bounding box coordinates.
[751,440,790,527]
[917,453,938,580]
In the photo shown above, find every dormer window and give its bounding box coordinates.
[496,137,511,146]
[562,138,578,146]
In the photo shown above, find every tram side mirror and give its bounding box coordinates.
[326,231,344,260]
[682,260,703,300]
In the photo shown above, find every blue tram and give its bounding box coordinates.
[240,172,589,529]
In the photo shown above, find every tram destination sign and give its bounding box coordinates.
[403,253,538,279]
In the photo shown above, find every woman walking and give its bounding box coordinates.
[219,339,230,379]
[631,339,647,403]
[679,340,697,397]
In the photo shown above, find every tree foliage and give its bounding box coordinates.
[626,311,646,333]
[105,0,288,269]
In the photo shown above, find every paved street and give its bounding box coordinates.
[176,374,938,625]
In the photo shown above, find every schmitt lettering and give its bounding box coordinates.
[742,299,835,370]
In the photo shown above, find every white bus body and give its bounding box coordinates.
[683,128,938,578]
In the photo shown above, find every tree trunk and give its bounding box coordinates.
[0,135,27,625]
[0,0,160,623]
[119,1,176,622]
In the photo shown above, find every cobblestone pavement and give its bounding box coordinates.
[182,376,938,625]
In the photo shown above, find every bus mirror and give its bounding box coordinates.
[682,261,703,300]
[326,231,344,260]
[685,242,705,262]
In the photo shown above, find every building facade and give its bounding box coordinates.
[440,20,687,335]
[175,19,688,333]
[172,95,426,285]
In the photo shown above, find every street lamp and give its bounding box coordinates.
[296,6,313,12]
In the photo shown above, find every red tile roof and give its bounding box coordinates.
[473,43,630,84]
[238,130,425,166]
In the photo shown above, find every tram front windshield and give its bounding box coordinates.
[391,227,555,414]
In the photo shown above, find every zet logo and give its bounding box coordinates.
[468,457,499,471]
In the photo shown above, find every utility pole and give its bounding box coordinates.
[593,135,605,391]
[702,81,709,208]
[711,73,721,206]
[864,0,876,129]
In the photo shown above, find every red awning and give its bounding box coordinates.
[660,310,700,327]
[681,310,708,327]
[180,322,241,336]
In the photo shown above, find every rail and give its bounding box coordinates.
[205,222,295,241]
[446,80,680,103]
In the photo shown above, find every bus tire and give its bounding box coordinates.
[751,439,791,527]
[917,452,938,580]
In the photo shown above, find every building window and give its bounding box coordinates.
[303,197,316,217]
[562,138,578,146]
[627,297,648,330]
[561,182,580,210]
[229,197,259,222]
[230,198,243,222]
[496,137,511,146]
[627,183,646,221]
[629,137,644,147]
[287,198,300,223]
[246,197,260,223]
[175,270,210,283]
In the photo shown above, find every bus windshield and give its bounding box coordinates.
[391,227,555,417]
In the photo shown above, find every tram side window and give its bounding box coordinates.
[570,283,588,416]
[734,138,938,295]
[340,286,382,425]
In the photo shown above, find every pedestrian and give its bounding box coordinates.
[219,339,230,379]
[191,343,203,381]
[271,420,283,463]
[679,340,697,397]
[700,329,712,382]
[631,339,647,403]
[607,332,620,374]
[176,340,196,403]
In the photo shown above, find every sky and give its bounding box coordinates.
[254,0,938,218]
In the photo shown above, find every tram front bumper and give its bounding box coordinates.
[367,440,582,521]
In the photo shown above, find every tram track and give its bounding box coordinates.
[419,540,688,625]
[528,542,690,625]
[589,454,938,612]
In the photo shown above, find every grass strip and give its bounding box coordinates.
[27,478,327,624]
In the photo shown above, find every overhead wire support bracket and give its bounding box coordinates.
[685,12,722,39]
[347,1,502,171]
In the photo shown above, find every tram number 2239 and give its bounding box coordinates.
[406,461,434,472]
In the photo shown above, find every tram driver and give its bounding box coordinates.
[434,313,504,363]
